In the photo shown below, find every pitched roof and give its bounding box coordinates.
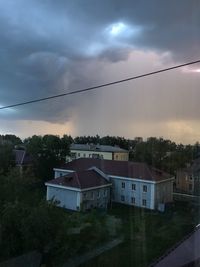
[13,150,33,166]
[71,143,128,153]
[46,169,111,189]
[59,158,172,182]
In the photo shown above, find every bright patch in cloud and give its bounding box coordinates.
[105,22,140,38]
[110,22,126,36]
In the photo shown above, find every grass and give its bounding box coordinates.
[79,202,200,267]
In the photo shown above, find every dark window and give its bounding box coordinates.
[122,182,125,188]
[143,185,147,192]
[121,195,125,201]
[131,197,135,204]
[132,184,136,190]
[142,199,147,206]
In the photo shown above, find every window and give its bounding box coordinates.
[189,184,193,191]
[132,184,136,190]
[78,153,80,157]
[131,197,135,204]
[83,153,86,157]
[121,195,125,201]
[143,185,147,192]
[97,190,100,198]
[142,199,147,206]
[122,182,125,189]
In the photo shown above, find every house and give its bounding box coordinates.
[150,225,200,267]
[66,143,129,162]
[13,149,33,172]
[45,169,112,211]
[46,158,174,211]
[176,158,200,196]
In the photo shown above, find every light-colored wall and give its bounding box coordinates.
[46,185,111,211]
[66,150,129,162]
[47,186,80,211]
[110,177,155,209]
[113,152,129,161]
[70,150,113,160]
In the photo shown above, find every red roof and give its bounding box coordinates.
[46,169,111,189]
[60,158,172,182]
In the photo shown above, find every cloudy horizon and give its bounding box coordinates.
[0,0,200,144]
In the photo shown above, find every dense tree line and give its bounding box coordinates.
[24,134,72,181]
[73,135,200,174]
[1,133,200,177]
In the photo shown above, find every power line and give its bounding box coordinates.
[1,59,200,110]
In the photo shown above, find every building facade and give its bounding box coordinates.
[46,169,111,211]
[46,159,174,211]
[175,158,200,196]
[66,144,129,162]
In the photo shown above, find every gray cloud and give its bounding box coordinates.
[0,0,200,138]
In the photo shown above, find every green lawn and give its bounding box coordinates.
[80,202,200,267]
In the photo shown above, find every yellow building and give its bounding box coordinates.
[66,143,129,162]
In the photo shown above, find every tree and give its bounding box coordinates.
[24,135,70,181]
[0,144,15,174]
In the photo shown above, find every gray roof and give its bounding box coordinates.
[71,144,128,153]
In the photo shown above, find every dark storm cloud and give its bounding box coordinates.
[0,0,199,124]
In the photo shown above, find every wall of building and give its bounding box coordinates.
[154,180,173,209]
[69,150,113,160]
[54,169,74,178]
[47,186,80,211]
[80,187,111,211]
[113,152,129,161]
[110,177,155,209]
[176,170,194,194]
[66,150,129,162]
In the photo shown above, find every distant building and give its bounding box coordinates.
[66,143,129,162]
[46,158,174,211]
[176,158,200,196]
[13,149,33,172]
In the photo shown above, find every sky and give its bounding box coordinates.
[0,0,200,144]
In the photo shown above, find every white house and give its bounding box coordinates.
[45,169,112,211]
[46,158,174,211]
